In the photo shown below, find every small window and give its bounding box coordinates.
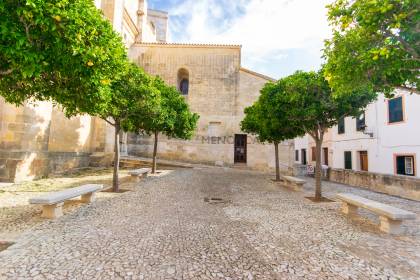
[295,150,299,161]
[396,155,415,176]
[177,68,189,95]
[356,113,366,131]
[388,97,404,123]
[311,147,316,161]
[338,117,345,134]
[301,149,307,165]
[179,79,189,95]
[344,151,352,170]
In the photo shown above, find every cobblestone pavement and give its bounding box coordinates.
[0,167,419,279]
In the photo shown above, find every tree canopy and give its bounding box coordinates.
[99,63,159,192]
[0,0,127,116]
[324,0,419,96]
[241,83,304,180]
[265,70,375,198]
[131,77,199,173]
[241,83,305,144]
[139,77,199,139]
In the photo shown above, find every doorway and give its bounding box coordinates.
[234,134,247,163]
[359,151,368,171]
[301,149,307,165]
[323,147,329,166]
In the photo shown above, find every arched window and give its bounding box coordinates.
[179,78,189,95]
[177,68,189,95]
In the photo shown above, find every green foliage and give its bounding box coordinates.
[241,83,305,144]
[103,63,159,129]
[324,0,419,96]
[0,0,127,116]
[273,70,375,136]
[134,77,199,140]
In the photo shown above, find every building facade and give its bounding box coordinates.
[0,0,293,182]
[294,90,420,199]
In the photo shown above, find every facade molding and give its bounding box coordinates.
[240,67,276,82]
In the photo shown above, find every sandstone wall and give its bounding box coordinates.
[0,98,100,182]
[127,44,293,171]
[329,168,420,201]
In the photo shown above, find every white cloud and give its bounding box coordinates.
[166,0,333,78]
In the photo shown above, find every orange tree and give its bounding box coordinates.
[130,77,199,174]
[324,0,419,96]
[0,0,127,116]
[241,84,304,181]
[266,70,375,199]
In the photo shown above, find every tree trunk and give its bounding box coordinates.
[152,131,158,174]
[314,138,323,200]
[112,123,121,193]
[274,142,280,181]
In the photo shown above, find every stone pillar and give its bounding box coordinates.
[341,202,358,215]
[41,203,64,219]
[81,192,96,203]
[379,216,403,234]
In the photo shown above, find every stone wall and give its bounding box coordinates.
[0,150,90,183]
[127,44,294,171]
[0,98,105,182]
[329,168,420,201]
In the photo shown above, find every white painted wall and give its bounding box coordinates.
[294,90,420,178]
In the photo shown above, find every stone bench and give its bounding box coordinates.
[336,193,416,234]
[281,175,306,191]
[129,168,151,182]
[29,184,103,219]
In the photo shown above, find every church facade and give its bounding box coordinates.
[0,0,293,182]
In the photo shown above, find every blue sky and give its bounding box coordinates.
[148,0,332,80]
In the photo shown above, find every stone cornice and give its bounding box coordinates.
[240,67,276,82]
[123,8,139,36]
[134,42,242,49]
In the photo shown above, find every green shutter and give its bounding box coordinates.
[344,151,352,169]
[388,97,403,123]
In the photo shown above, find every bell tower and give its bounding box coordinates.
[136,0,148,42]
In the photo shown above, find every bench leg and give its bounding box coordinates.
[41,203,63,219]
[379,216,403,234]
[131,175,140,183]
[81,192,96,203]
[341,202,358,215]
[293,183,303,192]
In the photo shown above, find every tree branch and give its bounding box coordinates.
[19,16,33,44]
[384,29,418,58]
[396,86,420,95]
[0,68,14,77]
[308,130,318,141]
[104,118,115,126]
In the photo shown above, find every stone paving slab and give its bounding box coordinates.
[0,168,419,279]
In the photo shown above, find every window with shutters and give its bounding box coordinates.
[344,151,352,170]
[295,150,299,162]
[338,117,345,134]
[388,96,404,123]
[395,155,415,176]
[356,112,366,131]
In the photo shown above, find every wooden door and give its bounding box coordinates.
[234,134,247,163]
[323,148,329,166]
[359,151,368,171]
